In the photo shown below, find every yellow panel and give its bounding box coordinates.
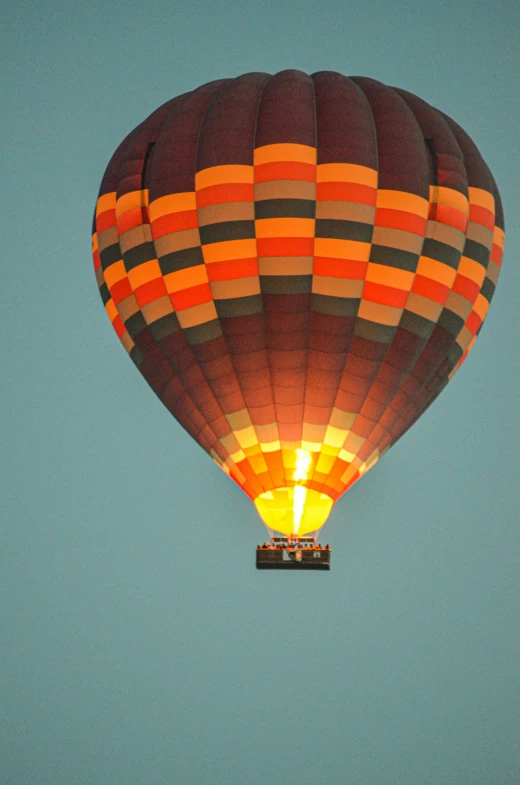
[149,192,197,221]
[457,256,486,286]
[164,264,209,294]
[468,187,495,211]
[314,237,371,261]
[323,425,350,449]
[105,299,118,321]
[254,487,333,536]
[317,163,378,187]
[255,217,315,238]
[234,426,259,450]
[260,440,281,453]
[116,189,148,218]
[376,190,429,217]
[433,186,469,215]
[472,294,489,320]
[248,454,269,474]
[195,165,254,190]
[315,452,335,474]
[366,263,414,290]
[104,260,128,289]
[254,143,317,165]
[96,192,116,215]
[203,239,258,263]
[416,257,457,287]
[127,259,162,289]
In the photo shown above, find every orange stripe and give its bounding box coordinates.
[452,274,481,303]
[430,204,468,233]
[96,209,117,232]
[469,204,495,231]
[363,282,409,308]
[314,257,367,280]
[256,237,314,256]
[93,249,101,270]
[170,282,213,311]
[110,278,133,305]
[117,207,147,235]
[412,274,450,304]
[206,258,258,281]
[316,182,377,205]
[196,183,254,208]
[375,208,427,235]
[135,278,168,307]
[152,211,198,238]
[254,161,315,183]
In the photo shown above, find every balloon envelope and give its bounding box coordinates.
[92,71,504,537]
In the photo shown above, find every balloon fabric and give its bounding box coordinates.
[92,71,504,538]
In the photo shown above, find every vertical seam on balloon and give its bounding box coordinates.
[367,102,473,449]
[252,73,287,497]
[246,73,281,498]
[120,92,227,456]
[194,75,276,497]
[149,85,240,462]
[308,76,380,498]
[329,81,432,488]
[297,72,320,520]
[347,86,433,466]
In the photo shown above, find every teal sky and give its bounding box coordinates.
[2,1,519,783]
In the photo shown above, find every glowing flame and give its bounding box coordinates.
[292,449,312,533]
[294,448,312,481]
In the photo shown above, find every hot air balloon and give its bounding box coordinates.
[92,71,504,570]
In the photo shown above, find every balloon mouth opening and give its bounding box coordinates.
[254,487,334,536]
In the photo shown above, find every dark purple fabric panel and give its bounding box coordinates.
[148,80,230,199]
[439,112,495,193]
[98,96,181,197]
[313,71,377,168]
[352,77,430,198]
[196,73,269,169]
[255,70,316,147]
[394,88,469,196]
